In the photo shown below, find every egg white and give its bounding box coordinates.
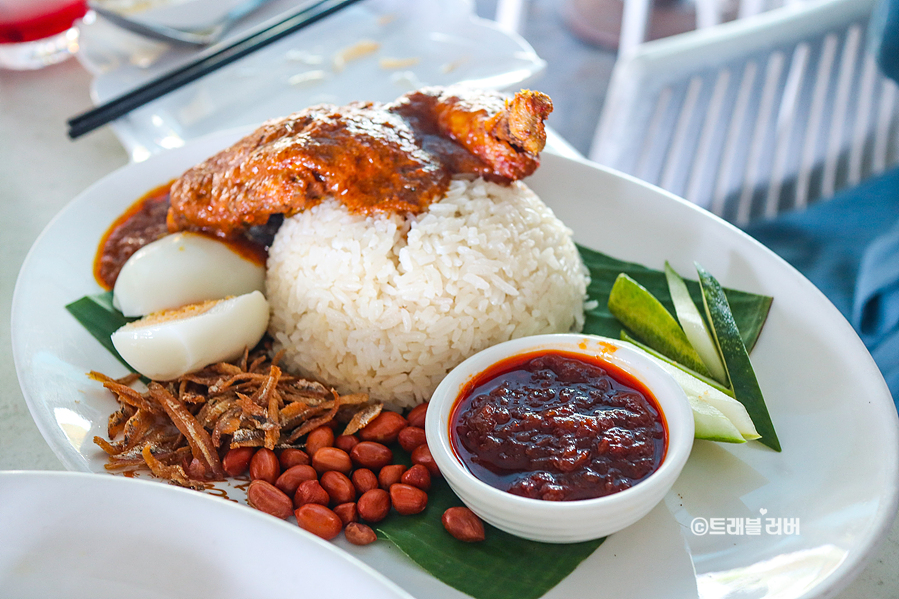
[113,232,265,317]
[111,291,269,380]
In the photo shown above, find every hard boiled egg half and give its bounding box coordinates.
[112,291,269,381]
[113,232,265,317]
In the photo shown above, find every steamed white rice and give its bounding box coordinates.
[266,177,589,409]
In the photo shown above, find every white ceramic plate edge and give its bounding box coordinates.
[0,470,416,599]
[10,128,899,599]
[531,151,899,599]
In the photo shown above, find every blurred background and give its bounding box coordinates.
[473,0,617,155]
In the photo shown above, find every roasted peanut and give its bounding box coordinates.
[222,447,256,477]
[305,426,335,457]
[311,446,353,474]
[358,411,407,444]
[333,502,358,526]
[294,479,330,508]
[344,522,378,546]
[246,480,293,519]
[275,464,318,497]
[334,434,359,453]
[356,488,391,522]
[278,448,310,470]
[295,504,343,540]
[397,426,427,453]
[400,463,431,491]
[390,483,428,515]
[186,457,208,480]
[405,402,428,429]
[320,470,356,505]
[411,443,440,477]
[249,447,280,484]
[350,441,393,470]
[378,464,406,489]
[351,468,379,495]
[442,507,485,542]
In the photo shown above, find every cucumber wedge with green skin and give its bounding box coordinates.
[608,273,712,378]
[620,331,733,397]
[696,263,781,451]
[646,350,760,440]
[687,396,746,443]
[665,262,729,386]
[620,338,760,442]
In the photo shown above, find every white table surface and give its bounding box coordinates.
[1,55,898,599]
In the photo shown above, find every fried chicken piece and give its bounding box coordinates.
[396,87,553,180]
[494,90,554,155]
[167,103,446,237]
[168,87,553,238]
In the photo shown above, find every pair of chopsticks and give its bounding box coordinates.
[67,0,364,139]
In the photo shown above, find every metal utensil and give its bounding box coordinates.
[87,0,277,47]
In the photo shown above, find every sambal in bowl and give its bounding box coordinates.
[425,334,693,543]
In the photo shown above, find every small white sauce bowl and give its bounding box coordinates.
[425,333,694,543]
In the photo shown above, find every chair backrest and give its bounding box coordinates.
[589,0,899,225]
[495,0,819,53]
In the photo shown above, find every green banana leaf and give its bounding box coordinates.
[65,291,135,372]
[64,246,774,599]
[376,451,602,599]
[577,245,772,351]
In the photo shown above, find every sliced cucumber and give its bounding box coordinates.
[696,263,781,452]
[608,273,712,378]
[665,262,729,385]
[620,331,732,397]
[687,396,746,444]
[621,338,760,442]
[652,353,760,440]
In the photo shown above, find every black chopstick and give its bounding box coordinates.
[67,0,365,139]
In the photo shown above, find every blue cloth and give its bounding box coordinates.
[745,0,899,409]
[744,168,899,409]
[870,0,899,82]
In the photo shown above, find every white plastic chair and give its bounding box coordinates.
[588,0,899,225]
[496,0,800,55]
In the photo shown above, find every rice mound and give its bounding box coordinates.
[266,177,589,409]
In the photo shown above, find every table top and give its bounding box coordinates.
[1,54,897,599]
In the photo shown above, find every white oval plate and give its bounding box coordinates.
[0,470,414,599]
[76,0,545,161]
[11,128,899,599]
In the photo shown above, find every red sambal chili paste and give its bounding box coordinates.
[451,351,667,501]
[93,182,269,291]
[93,183,172,290]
